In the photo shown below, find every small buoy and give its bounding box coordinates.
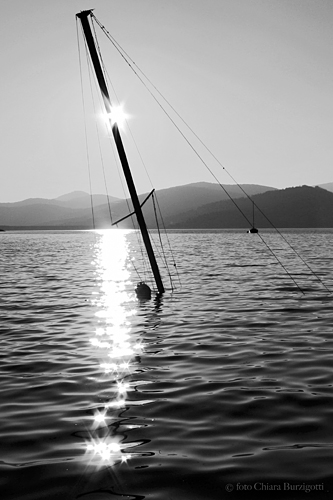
[247,227,258,234]
[135,282,151,300]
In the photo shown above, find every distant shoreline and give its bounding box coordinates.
[2,226,333,232]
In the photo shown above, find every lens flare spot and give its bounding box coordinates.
[102,105,129,130]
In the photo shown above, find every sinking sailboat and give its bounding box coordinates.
[77,10,164,299]
[76,10,331,298]
[247,201,258,233]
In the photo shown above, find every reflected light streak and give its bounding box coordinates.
[85,438,132,465]
[86,230,142,466]
[100,362,118,374]
[105,400,125,409]
[117,381,130,394]
[87,439,121,461]
[90,338,111,348]
[94,410,107,424]
[108,346,134,358]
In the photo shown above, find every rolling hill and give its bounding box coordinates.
[0,183,275,229]
[168,185,333,229]
[1,183,333,229]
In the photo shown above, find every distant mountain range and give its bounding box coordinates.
[1,182,333,230]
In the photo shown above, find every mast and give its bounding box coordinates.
[77,10,164,294]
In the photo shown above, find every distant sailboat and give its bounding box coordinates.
[76,10,164,299]
[248,201,258,233]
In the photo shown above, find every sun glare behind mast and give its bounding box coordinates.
[106,105,128,129]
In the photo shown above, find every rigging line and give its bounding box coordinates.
[105,133,148,276]
[106,143,150,282]
[256,232,305,294]
[102,111,155,278]
[154,192,182,288]
[94,18,303,293]
[92,18,250,231]
[145,205,177,291]
[79,17,150,287]
[93,31,160,285]
[83,28,107,229]
[91,20,145,226]
[152,193,175,290]
[199,156,331,293]
[125,125,155,191]
[76,19,95,229]
[117,48,330,295]
[91,18,110,95]
[82,28,148,287]
[90,19,129,228]
[93,15,323,295]
[104,125,144,252]
[94,18,331,295]
[99,79,159,281]
[92,15,254,223]
[93,17,307,294]
[94,19,259,205]
[84,28,115,227]
[92,17,155,193]
[98,134,114,227]
[130,253,144,282]
[257,210,331,294]
[91,18,151,280]
[91,16,136,211]
[148,230,170,289]
[101,117,146,265]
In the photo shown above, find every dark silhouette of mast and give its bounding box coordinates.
[77,10,164,295]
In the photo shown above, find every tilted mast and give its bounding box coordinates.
[76,10,164,295]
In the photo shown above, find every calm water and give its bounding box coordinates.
[1,229,333,499]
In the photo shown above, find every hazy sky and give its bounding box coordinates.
[1,0,333,201]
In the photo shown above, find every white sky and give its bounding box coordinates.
[0,0,333,201]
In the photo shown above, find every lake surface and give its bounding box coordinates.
[1,229,333,499]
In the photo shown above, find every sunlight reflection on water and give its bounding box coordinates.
[85,230,141,466]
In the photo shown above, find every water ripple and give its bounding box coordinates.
[1,230,333,499]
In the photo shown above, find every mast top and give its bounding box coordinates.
[76,9,94,20]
